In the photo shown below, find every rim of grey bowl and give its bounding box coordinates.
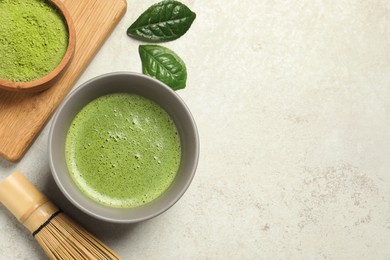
[48,71,200,223]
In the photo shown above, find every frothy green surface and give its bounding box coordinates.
[0,0,68,82]
[65,93,181,208]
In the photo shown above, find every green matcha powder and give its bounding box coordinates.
[0,0,69,82]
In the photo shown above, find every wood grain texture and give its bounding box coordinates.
[0,0,127,162]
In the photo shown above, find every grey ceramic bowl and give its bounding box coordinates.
[49,72,199,223]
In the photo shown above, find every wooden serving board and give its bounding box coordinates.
[0,0,127,162]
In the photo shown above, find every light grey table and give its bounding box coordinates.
[1,0,390,259]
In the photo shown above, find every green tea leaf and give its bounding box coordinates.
[127,0,196,42]
[139,45,187,90]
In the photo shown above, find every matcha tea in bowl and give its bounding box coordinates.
[49,72,199,223]
[0,0,75,93]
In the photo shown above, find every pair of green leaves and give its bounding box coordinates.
[127,0,196,90]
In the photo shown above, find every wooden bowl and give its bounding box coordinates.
[0,0,76,93]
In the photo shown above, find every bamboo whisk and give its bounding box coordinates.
[0,172,121,259]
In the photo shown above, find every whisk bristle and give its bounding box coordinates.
[34,213,120,260]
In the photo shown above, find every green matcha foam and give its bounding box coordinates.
[65,93,182,208]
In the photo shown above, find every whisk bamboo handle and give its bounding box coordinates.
[0,172,58,233]
[0,172,121,260]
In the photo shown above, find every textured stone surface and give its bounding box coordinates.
[1,0,390,259]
